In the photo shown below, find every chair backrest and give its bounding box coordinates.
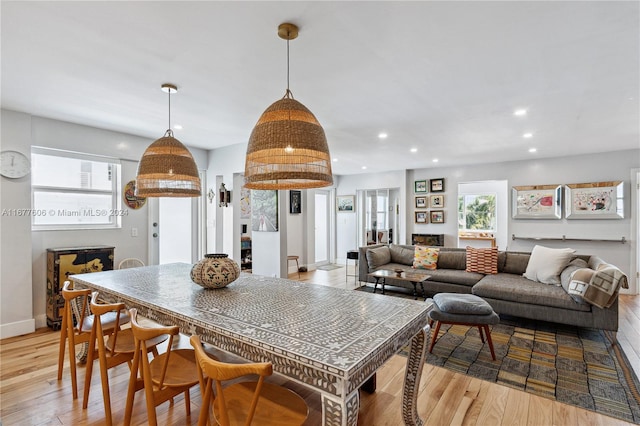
[89,292,128,357]
[62,280,92,333]
[190,335,272,426]
[118,258,145,269]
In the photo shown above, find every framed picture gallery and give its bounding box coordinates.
[430,210,444,224]
[415,211,428,224]
[415,180,427,193]
[430,178,445,192]
[415,196,427,208]
[430,194,444,208]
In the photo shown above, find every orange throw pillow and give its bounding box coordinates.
[465,246,498,274]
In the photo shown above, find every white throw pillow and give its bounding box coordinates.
[523,245,576,285]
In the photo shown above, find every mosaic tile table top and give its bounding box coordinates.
[72,263,432,426]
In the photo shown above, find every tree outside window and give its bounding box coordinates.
[458,194,496,231]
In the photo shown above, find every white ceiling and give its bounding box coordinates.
[2,1,638,176]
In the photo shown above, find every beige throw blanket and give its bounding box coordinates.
[568,265,629,308]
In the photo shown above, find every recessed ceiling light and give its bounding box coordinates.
[523,133,533,138]
[361,166,367,170]
[514,109,527,116]
[432,158,439,163]
[378,132,388,139]
[173,124,183,130]
[528,148,537,153]
[332,158,338,162]
[410,148,418,153]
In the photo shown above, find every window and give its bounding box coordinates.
[458,194,496,231]
[31,147,122,230]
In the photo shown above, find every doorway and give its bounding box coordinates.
[315,190,330,266]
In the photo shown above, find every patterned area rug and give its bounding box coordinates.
[355,285,640,423]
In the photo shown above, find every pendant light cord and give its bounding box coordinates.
[284,35,293,99]
[165,88,173,137]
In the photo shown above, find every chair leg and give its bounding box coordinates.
[477,326,485,343]
[483,325,496,361]
[296,259,300,278]
[184,389,191,416]
[66,311,79,400]
[429,321,442,354]
[57,311,68,381]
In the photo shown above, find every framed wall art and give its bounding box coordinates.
[512,184,562,219]
[430,210,445,223]
[430,194,444,208]
[337,195,355,212]
[415,180,427,193]
[251,190,278,232]
[415,196,427,208]
[565,181,624,219]
[123,180,146,209]
[289,190,301,214]
[415,211,428,224]
[430,178,445,192]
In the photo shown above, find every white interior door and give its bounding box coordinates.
[315,191,329,265]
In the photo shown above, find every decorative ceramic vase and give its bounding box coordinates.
[190,254,240,289]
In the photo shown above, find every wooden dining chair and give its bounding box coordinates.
[57,281,127,400]
[118,258,145,269]
[124,308,200,426]
[190,335,308,426]
[83,292,165,426]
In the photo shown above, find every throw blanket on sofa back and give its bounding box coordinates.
[568,266,629,308]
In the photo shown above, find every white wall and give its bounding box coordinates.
[336,150,639,292]
[0,110,207,336]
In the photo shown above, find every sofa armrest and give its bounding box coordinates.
[359,244,385,281]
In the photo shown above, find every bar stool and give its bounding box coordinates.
[287,255,300,278]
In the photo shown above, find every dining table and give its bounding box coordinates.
[71,263,432,426]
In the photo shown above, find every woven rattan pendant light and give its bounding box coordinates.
[136,84,201,197]
[244,23,333,190]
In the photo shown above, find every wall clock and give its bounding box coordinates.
[0,150,31,179]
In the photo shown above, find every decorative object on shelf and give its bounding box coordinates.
[430,210,445,224]
[123,180,146,209]
[337,195,355,212]
[251,190,278,231]
[565,181,624,219]
[512,184,562,219]
[0,150,30,179]
[430,194,444,208]
[190,254,240,289]
[414,180,427,193]
[415,196,427,208]
[430,178,445,193]
[244,23,332,190]
[290,190,302,214]
[415,211,428,224]
[218,182,231,207]
[136,83,201,197]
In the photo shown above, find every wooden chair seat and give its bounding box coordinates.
[190,335,308,426]
[149,349,200,387]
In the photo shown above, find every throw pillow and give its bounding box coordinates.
[560,258,589,295]
[389,244,415,266]
[412,246,439,270]
[567,268,595,304]
[523,245,576,285]
[465,246,498,274]
[366,246,391,271]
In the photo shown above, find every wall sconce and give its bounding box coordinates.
[207,188,215,204]
[219,183,231,207]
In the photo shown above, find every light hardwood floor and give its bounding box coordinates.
[1,265,637,425]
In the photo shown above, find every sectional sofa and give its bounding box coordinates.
[358,244,624,333]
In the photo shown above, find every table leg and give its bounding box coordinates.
[381,278,386,295]
[411,282,418,299]
[322,390,359,426]
[361,373,377,393]
[402,326,429,426]
[420,281,426,300]
[373,277,380,293]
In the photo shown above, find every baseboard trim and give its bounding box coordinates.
[0,318,36,339]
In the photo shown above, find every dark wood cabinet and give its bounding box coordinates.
[46,245,114,330]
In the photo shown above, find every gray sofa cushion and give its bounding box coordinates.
[472,273,591,312]
[433,293,494,315]
[501,252,530,274]
[366,246,391,271]
[426,269,484,287]
[389,244,415,266]
[437,251,466,270]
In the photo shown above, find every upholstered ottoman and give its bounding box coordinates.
[427,293,500,360]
